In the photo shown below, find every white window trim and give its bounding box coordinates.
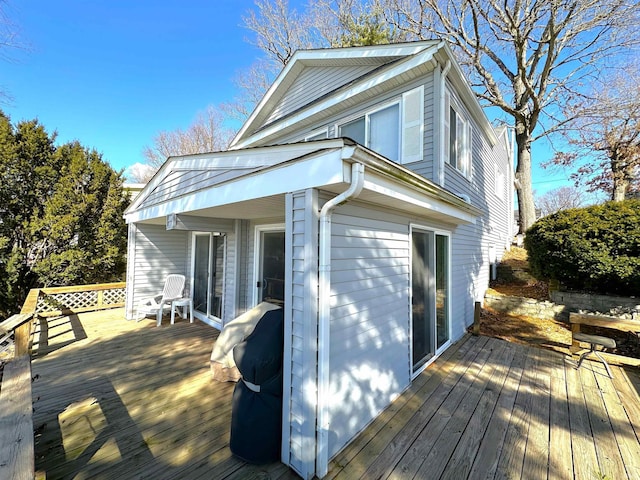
[252,223,286,308]
[409,224,452,379]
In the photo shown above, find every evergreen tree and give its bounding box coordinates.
[0,112,129,317]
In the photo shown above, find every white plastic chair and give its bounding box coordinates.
[137,274,186,326]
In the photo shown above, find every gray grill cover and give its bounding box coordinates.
[229,308,284,464]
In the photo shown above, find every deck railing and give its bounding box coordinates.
[0,282,126,480]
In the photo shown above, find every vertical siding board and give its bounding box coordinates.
[285,189,318,479]
[125,223,138,319]
[223,228,236,324]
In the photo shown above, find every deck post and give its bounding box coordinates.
[473,301,481,335]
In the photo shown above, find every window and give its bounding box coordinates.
[339,105,400,160]
[337,86,423,164]
[305,129,328,141]
[444,91,472,178]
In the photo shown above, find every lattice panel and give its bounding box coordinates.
[36,291,98,314]
[103,288,126,305]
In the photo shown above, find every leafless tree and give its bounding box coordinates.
[381,0,640,232]
[234,0,402,120]
[242,0,318,69]
[536,186,586,217]
[221,59,276,122]
[0,0,27,101]
[550,64,640,201]
[138,105,235,182]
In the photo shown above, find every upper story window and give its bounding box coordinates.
[339,103,400,161]
[336,86,424,165]
[444,91,472,178]
[305,129,328,141]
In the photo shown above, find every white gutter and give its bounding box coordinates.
[438,60,451,187]
[316,161,365,478]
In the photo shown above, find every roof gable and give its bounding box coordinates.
[231,41,441,149]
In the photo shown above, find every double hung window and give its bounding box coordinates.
[444,91,472,178]
[339,103,400,161]
[337,86,424,164]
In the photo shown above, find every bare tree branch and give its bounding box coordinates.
[138,105,235,182]
[382,0,640,231]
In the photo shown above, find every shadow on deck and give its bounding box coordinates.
[30,309,640,479]
[31,308,295,480]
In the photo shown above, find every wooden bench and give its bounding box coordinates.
[569,312,640,367]
[0,356,35,480]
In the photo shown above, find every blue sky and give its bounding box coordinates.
[3,0,576,196]
[3,1,268,176]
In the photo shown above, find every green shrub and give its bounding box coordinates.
[524,199,640,296]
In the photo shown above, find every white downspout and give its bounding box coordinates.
[438,60,451,186]
[316,161,365,478]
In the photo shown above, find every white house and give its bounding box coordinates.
[123,40,514,479]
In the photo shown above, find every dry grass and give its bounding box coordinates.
[481,246,570,353]
[479,307,572,355]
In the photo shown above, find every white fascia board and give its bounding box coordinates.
[125,149,346,224]
[363,174,477,224]
[169,140,346,170]
[125,140,348,216]
[232,48,439,150]
[294,42,436,63]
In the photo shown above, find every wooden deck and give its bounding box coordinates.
[327,334,640,480]
[29,310,640,479]
[31,308,296,480]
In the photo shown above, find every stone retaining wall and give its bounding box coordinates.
[484,292,567,320]
[549,290,640,314]
[485,290,640,322]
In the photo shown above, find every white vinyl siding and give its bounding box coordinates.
[235,220,251,315]
[283,189,319,480]
[265,65,382,126]
[125,224,188,319]
[223,229,237,324]
[327,204,411,459]
[444,117,513,337]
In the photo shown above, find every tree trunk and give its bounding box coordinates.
[515,126,537,233]
[611,157,632,201]
[612,178,629,201]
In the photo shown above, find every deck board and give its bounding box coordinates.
[27,309,640,480]
[31,309,287,480]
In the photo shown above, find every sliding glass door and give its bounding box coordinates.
[193,233,225,321]
[411,228,450,374]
